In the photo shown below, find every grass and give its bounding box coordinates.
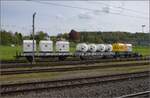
[0,45,149,60]
[133,46,150,56]
[0,45,22,60]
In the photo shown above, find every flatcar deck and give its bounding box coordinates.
[20,52,72,57]
[19,52,115,57]
[16,51,140,62]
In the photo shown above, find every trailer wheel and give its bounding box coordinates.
[133,53,139,57]
[127,54,131,57]
[26,56,33,62]
[58,56,66,61]
[80,56,85,60]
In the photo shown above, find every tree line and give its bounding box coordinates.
[0,30,23,45]
[68,30,150,46]
[78,31,150,46]
[0,30,50,45]
[0,29,150,46]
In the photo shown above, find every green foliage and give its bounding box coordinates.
[1,29,149,46]
[57,33,69,41]
[0,30,50,45]
[50,36,57,43]
[30,31,49,43]
[70,42,76,52]
[0,30,23,45]
[14,32,23,45]
[78,31,150,45]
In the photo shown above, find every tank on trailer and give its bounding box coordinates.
[112,43,127,52]
[23,40,36,53]
[39,40,53,52]
[97,44,105,52]
[126,44,132,52]
[76,43,88,52]
[88,44,97,52]
[56,41,70,52]
[105,44,112,52]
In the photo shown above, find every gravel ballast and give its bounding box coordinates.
[2,76,149,98]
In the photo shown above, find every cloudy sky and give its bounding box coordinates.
[1,0,149,35]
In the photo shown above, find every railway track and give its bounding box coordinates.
[1,60,149,75]
[1,56,149,69]
[1,71,149,96]
[116,91,150,98]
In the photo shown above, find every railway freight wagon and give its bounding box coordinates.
[16,40,142,62]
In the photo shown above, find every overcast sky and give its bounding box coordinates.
[1,0,149,36]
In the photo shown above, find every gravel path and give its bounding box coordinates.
[2,76,149,98]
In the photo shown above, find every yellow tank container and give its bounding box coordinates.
[112,43,128,52]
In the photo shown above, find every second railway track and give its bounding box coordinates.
[1,60,150,75]
[1,71,149,96]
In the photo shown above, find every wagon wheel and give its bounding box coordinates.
[80,56,85,60]
[58,56,66,61]
[26,56,33,63]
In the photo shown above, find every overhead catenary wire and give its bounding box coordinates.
[31,0,149,20]
[2,1,149,34]
[1,24,60,31]
[90,1,148,15]
[1,24,52,33]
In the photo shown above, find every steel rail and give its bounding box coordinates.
[1,60,149,75]
[116,91,150,98]
[1,71,149,96]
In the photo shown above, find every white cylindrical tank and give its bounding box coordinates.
[97,44,105,52]
[76,43,88,52]
[126,44,132,52]
[23,40,36,52]
[105,44,112,52]
[56,41,69,52]
[39,40,53,52]
[88,44,97,52]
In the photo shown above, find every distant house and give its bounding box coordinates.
[69,29,80,41]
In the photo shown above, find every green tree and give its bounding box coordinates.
[0,30,14,45]
[14,32,23,45]
[30,31,49,44]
